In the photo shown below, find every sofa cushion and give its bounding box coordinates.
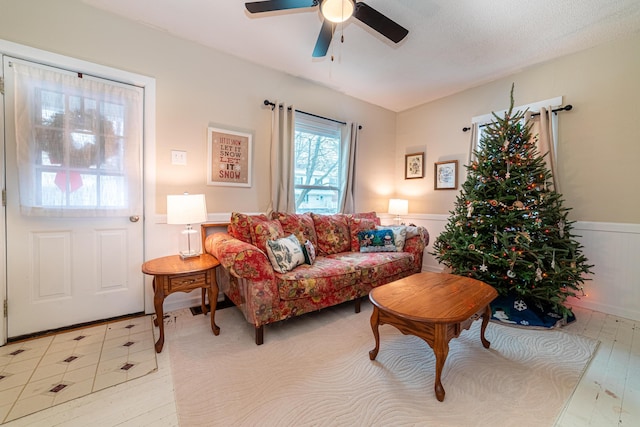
[349,217,377,252]
[357,228,397,252]
[250,219,284,253]
[311,213,351,255]
[327,252,416,284]
[229,212,269,243]
[266,234,306,273]
[349,211,381,226]
[273,212,318,247]
[275,256,358,300]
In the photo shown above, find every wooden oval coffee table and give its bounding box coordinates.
[369,272,498,401]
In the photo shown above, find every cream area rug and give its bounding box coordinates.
[168,302,598,427]
[0,316,157,424]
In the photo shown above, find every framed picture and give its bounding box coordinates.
[434,160,458,190]
[405,152,425,179]
[207,126,252,187]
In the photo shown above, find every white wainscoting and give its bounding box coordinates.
[398,214,640,322]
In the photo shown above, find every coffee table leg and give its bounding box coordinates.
[433,324,449,402]
[369,306,381,360]
[480,304,492,349]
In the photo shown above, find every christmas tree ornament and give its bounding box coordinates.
[535,267,543,281]
[480,262,488,272]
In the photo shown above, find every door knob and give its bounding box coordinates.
[129,215,140,222]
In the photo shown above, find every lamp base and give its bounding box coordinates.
[179,250,200,260]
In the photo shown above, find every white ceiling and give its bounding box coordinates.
[82,0,640,112]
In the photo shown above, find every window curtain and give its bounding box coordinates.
[267,102,296,215]
[11,59,143,217]
[467,122,479,165]
[525,108,559,192]
[340,122,359,213]
[537,107,560,192]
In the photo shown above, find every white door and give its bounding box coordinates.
[3,56,145,338]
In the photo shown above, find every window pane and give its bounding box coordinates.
[294,113,342,214]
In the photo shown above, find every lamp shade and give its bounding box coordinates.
[388,198,409,216]
[320,0,355,23]
[167,194,207,225]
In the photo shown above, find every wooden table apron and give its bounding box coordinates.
[368,272,498,401]
[141,254,221,352]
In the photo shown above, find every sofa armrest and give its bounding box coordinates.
[205,233,275,282]
[403,226,430,270]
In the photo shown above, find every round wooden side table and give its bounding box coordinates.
[142,254,221,352]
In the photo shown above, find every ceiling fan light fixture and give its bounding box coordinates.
[320,0,355,23]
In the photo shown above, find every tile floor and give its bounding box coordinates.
[0,316,157,424]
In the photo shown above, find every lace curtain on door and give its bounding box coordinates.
[10,59,143,217]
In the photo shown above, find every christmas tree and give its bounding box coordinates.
[432,86,592,324]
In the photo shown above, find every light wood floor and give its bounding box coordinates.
[3,304,637,426]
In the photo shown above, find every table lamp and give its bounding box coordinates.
[167,193,208,259]
[388,198,408,225]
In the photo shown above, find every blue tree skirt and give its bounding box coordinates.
[491,294,575,328]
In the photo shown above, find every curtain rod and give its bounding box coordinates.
[462,104,573,132]
[263,100,362,129]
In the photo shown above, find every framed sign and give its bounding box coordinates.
[434,160,458,190]
[207,127,252,187]
[405,152,424,179]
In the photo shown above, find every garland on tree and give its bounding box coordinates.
[432,86,593,323]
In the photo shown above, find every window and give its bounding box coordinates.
[294,113,343,214]
[10,59,143,217]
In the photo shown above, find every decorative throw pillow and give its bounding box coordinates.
[266,234,306,273]
[250,219,285,253]
[349,217,377,252]
[378,225,408,252]
[301,239,316,265]
[228,212,269,243]
[311,213,351,255]
[273,212,318,248]
[404,225,420,239]
[357,229,397,252]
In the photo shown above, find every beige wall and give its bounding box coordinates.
[2,1,639,226]
[396,34,640,224]
[0,0,397,217]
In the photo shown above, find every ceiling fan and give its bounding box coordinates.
[245,0,409,57]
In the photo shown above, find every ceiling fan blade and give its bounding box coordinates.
[245,0,318,14]
[354,2,409,43]
[312,19,335,57]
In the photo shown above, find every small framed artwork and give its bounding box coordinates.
[207,126,252,187]
[434,160,458,190]
[405,152,425,179]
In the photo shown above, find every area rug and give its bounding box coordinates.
[169,302,598,427]
[0,316,157,424]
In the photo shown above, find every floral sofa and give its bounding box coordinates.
[205,211,429,345]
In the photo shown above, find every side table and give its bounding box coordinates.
[142,254,221,352]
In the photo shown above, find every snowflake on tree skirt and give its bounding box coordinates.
[432,85,593,321]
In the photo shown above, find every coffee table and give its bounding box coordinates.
[369,272,497,401]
